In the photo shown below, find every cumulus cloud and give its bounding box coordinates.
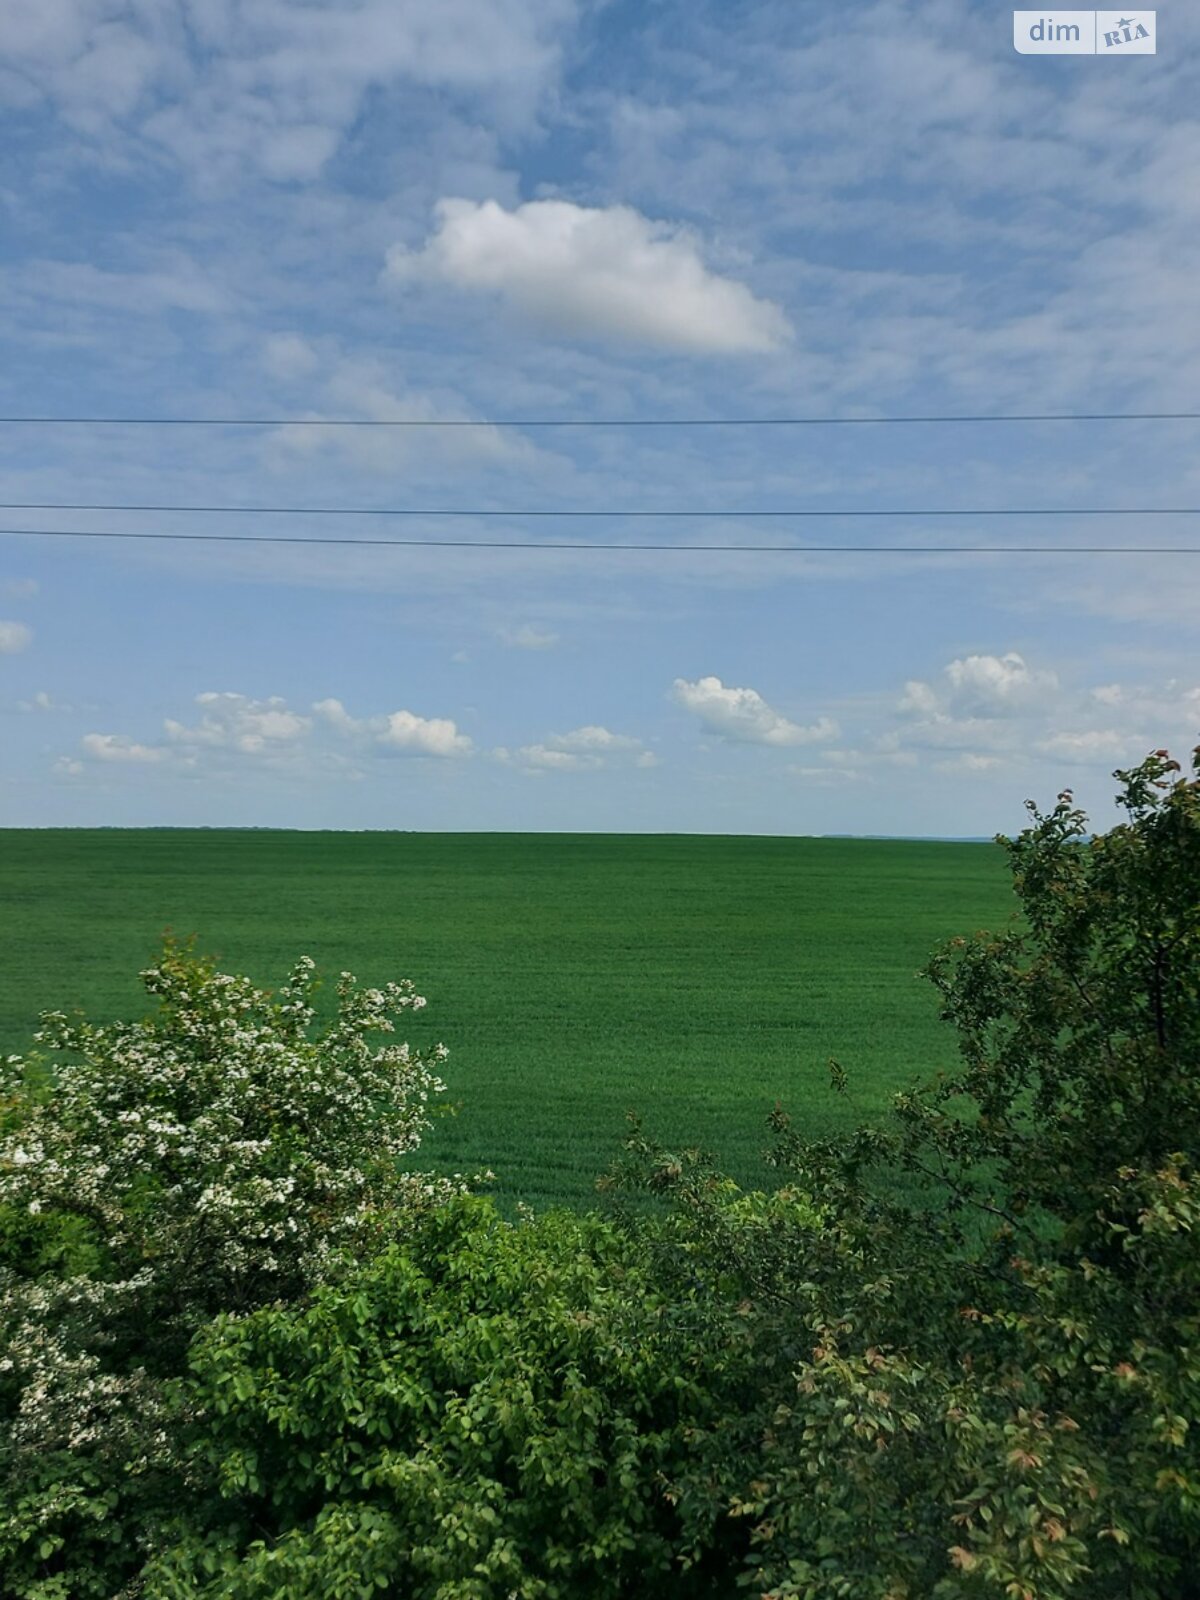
[901,652,1059,722]
[164,693,312,754]
[81,733,169,765]
[672,676,837,747]
[66,689,472,777]
[376,710,472,757]
[385,198,792,353]
[888,653,1200,773]
[497,723,655,773]
[1030,681,1200,768]
[313,697,472,757]
[0,621,33,654]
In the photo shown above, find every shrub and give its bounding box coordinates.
[626,746,1200,1599]
[147,1194,756,1600]
[1,942,460,1599]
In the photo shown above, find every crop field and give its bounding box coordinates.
[0,830,1016,1209]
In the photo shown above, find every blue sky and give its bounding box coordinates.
[1,0,1198,835]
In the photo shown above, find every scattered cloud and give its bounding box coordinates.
[0,621,33,654]
[385,198,792,353]
[672,676,838,747]
[66,689,472,777]
[0,579,38,599]
[265,354,543,475]
[3,0,581,180]
[496,723,655,774]
[313,696,472,757]
[500,624,559,650]
[376,709,472,757]
[887,653,1200,773]
[81,733,170,765]
[901,652,1059,722]
[164,693,312,754]
[16,690,71,713]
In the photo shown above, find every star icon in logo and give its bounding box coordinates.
[1116,16,1136,26]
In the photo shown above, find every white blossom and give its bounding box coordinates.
[1,945,466,1525]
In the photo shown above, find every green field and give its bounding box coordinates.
[0,830,1017,1208]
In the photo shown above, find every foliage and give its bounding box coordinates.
[1,943,461,1599]
[609,746,1200,1600]
[146,1194,756,1600]
[893,746,1200,1261]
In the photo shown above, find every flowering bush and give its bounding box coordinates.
[0,941,462,1599]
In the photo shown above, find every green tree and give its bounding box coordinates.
[608,745,1200,1599]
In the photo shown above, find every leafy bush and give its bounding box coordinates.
[147,1193,764,1600]
[1,943,461,1599]
[612,746,1200,1599]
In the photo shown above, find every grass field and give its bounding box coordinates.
[0,830,1017,1209]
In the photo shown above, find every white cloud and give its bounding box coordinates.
[0,621,32,654]
[887,653,1200,775]
[549,725,640,752]
[164,693,311,754]
[313,696,472,757]
[81,732,169,764]
[897,679,940,717]
[385,198,792,353]
[64,689,473,775]
[514,744,596,771]
[3,0,580,178]
[376,709,472,758]
[672,676,837,747]
[498,723,654,773]
[266,354,542,475]
[17,690,70,713]
[943,652,1059,716]
[311,696,359,734]
[902,652,1059,722]
[501,624,559,649]
[0,579,38,598]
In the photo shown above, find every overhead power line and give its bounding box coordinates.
[2,527,1196,555]
[3,501,1200,519]
[0,411,1198,428]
